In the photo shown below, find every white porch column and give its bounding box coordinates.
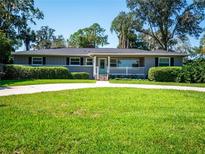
[93,56,96,78]
[107,56,110,74]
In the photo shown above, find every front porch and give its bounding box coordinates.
[92,56,145,80]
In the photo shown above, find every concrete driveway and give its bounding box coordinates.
[0,81,205,96]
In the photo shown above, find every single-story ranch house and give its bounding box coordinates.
[12,48,187,79]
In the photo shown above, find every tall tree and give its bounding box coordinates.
[0,0,43,40]
[0,31,13,64]
[200,34,205,54]
[0,0,43,63]
[68,23,109,48]
[111,12,142,48]
[34,26,56,49]
[19,27,36,51]
[192,34,205,55]
[127,0,205,50]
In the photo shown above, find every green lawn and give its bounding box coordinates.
[0,88,204,153]
[0,79,95,86]
[110,79,205,87]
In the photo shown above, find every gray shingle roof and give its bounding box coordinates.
[12,48,187,56]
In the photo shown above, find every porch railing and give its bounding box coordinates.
[109,67,145,76]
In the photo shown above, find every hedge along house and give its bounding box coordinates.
[12,48,187,80]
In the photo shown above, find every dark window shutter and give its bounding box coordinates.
[43,57,46,65]
[66,57,70,65]
[139,57,144,67]
[155,57,159,67]
[171,57,174,66]
[81,57,84,65]
[29,57,32,65]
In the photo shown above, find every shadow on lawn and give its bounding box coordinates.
[0,79,34,87]
[0,104,7,108]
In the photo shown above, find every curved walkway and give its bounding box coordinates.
[0,81,205,96]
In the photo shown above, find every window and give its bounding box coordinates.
[86,58,93,66]
[70,57,80,65]
[118,59,140,67]
[159,57,170,66]
[110,59,117,67]
[32,57,43,65]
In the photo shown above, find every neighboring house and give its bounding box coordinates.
[12,48,187,79]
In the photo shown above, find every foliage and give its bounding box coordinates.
[0,0,43,46]
[51,35,66,49]
[68,23,109,48]
[111,12,149,49]
[0,0,44,37]
[192,34,205,55]
[19,27,36,51]
[148,67,182,82]
[127,0,205,50]
[178,59,205,83]
[3,65,70,80]
[71,72,90,79]
[0,32,13,64]
[3,65,90,80]
[0,88,204,153]
[34,26,56,49]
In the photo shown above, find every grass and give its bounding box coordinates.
[110,79,205,87]
[0,88,204,153]
[0,79,95,86]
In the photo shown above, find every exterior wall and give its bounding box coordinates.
[13,55,94,79]
[13,55,185,79]
[14,56,29,64]
[144,56,184,76]
[46,56,66,65]
[144,56,156,75]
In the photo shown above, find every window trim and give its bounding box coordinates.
[69,57,81,66]
[32,57,43,65]
[158,57,170,66]
[85,58,93,66]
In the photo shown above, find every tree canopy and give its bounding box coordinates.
[34,26,56,50]
[111,12,150,49]
[127,0,205,50]
[68,23,109,48]
[0,0,43,63]
[0,31,13,64]
[51,35,66,49]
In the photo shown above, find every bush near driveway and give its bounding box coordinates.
[3,65,70,80]
[71,72,89,79]
[178,59,205,83]
[3,65,90,80]
[148,67,182,82]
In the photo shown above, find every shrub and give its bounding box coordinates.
[148,67,181,82]
[177,59,205,83]
[3,65,70,80]
[71,72,89,79]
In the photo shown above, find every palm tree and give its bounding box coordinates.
[19,27,36,51]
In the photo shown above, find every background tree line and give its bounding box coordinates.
[0,0,205,64]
